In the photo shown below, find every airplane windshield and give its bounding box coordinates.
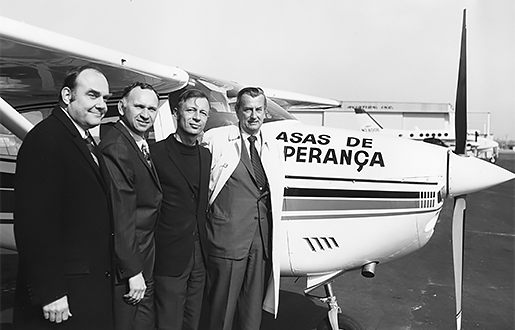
[180,75,296,132]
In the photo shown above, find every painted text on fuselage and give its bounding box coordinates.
[276,132,385,172]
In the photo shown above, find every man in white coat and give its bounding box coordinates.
[202,87,284,330]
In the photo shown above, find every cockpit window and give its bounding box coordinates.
[182,75,296,132]
[0,109,51,157]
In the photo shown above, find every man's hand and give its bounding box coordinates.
[43,295,72,323]
[124,272,146,305]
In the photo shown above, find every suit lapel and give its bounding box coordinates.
[115,122,162,191]
[52,107,105,183]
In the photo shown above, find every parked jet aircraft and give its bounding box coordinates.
[353,107,500,163]
[0,11,513,330]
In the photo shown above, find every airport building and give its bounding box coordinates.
[288,100,492,136]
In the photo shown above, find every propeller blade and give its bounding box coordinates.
[452,10,468,330]
[454,9,467,155]
[452,196,466,330]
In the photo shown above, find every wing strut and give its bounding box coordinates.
[0,97,34,140]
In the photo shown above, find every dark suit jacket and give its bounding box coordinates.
[207,141,270,260]
[14,106,114,329]
[150,134,211,277]
[100,121,162,281]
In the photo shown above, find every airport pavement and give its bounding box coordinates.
[2,152,514,329]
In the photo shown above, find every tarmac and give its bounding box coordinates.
[1,152,514,330]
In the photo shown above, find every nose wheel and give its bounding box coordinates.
[307,281,364,330]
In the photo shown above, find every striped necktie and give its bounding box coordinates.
[248,135,268,192]
[84,131,99,166]
[141,141,152,167]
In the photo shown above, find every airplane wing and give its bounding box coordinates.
[0,15,189,138]
[0,15,190,251]
[263,87,342,110]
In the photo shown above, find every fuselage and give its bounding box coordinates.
[265,121,445,276]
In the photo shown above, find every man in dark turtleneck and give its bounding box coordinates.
[149,89,212,330]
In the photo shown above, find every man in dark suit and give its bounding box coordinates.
[100,82,162,330]
[150,89,212,330]
[202,87,284,330]
[14,65,114,329]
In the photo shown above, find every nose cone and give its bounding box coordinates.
[447,152,515,197]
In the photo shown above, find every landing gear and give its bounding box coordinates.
[316,314,364,330]
[306,281,364,330]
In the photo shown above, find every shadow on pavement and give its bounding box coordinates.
[261,289,328,330]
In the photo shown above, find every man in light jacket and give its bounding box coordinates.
[202,87,284,330]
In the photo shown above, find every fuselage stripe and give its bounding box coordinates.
[283,197,420,211]
[286,175,439,186]
[281,207,443,220]
[284,187,420,199]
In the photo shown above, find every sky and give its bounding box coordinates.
[1,0,514,139]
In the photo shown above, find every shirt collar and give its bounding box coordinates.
[240,128,262,146]
[120,120,146,148]
[61,107,88,139]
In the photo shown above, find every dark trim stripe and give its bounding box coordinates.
[0,157,16,163]
[281,207,443,220]
[0,189,14,213]
[284,187,420,199]
[286,175,439,186]
[0,172,15,188]
[284,198,420,211]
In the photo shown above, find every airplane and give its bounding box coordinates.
[353,106,500,163]
[1,10,514,330]
[466,131,499,163]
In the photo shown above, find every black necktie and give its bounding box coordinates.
[248,135,268,192]
[84,131,99,166]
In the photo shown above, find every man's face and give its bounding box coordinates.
[119,87,159,136]
[236,94,266,135]
[175,97,210,139]
[64,69,110,130]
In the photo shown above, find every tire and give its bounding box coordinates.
[316,314,365,330]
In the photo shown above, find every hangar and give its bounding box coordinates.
[288,100,491,137]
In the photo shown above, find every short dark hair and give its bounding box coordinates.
[121,81,160,101]
[235,87,267,111]
[59,65,105,104]
[176,89,209,110]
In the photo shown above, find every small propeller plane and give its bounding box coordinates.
[353,106,500,163]
[0,10,513,330]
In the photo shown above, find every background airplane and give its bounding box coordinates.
[353,107,500,163]
[0,12,513,330]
